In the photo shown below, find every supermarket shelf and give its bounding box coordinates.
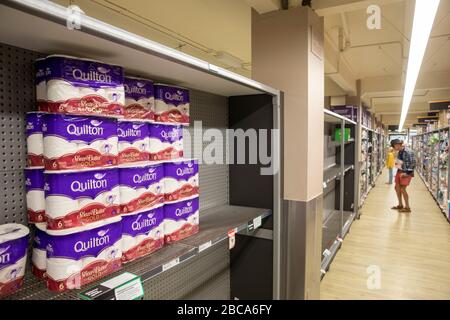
[324,109,357,125]
[323,164,354,187]
[416,171,450,223]
[5,205,272,300]
[321,210,355,278]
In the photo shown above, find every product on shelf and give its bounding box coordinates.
[42,114,118,171]
[124,77,155,120]
[24,167,46,223]
[44,168,120,232]
[149,123,183,161]
[45,55,125,117]
[119,162,164,214]
[164,197,199,243]
[163,159,199,203]
[31,223,48,279]
[121,206,164,263]
[45,217,122,292]
[25,112,45,167]
[0,224,30,298]
[117,120,150,164]
[154,84,190,125]
[35,58,48,112]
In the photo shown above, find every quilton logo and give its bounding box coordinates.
[0,246,11,264]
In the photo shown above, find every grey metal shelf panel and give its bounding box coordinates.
[324,109,357,125]
[4,205,272,300]
[0,0,279,97]
[323,164,354,187]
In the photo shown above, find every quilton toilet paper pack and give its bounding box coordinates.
[32,223,49,279]
[44,168,120,232]
[45,55,125,117]
[25,167,46,224]
[118,120,150,164]
[0,224,29,298]
[164,197,199,243]
[35,58,49,112]
[149,124,183,161]
[124,77,155,120]
[45,217,122,292]
[119,163,164,214]
[26,112,45,167]
[121,206,164,263]
[163,159,199,203]
[154,84,189,125]
[43,114,118,171]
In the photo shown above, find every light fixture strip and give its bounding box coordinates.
[398,0,440,131]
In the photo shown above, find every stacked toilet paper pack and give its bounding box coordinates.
[149,124,184,161]
[26,112,45,167]
[45,55,125,117]
[121,206,164,263]
[154,84,190,125]
[119,163,164,214]
[45,168,120,232]
[43,114,118,171]
[163,159,199,203]
[164,197,199,244]
[124,77,155,120]
[25,167,46,224]
[118,120,150,164]
[0,224,30,297]
[45,217,122,292]
[31,223,49,279]
[35,58,48,112]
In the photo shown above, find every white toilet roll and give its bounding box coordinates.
[27,134,44,157]
[26,190,45,212]
[46,257,83,291]
[119,186,137,204]
[47,80,82,102]
[44,136,78,159]
[31,247,47,272]
[45,196,79,220]
[121,234,136,253]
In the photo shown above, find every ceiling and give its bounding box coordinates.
[52,0,450,127]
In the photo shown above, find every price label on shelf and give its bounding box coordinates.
[228,228,237,250]
[199,240,212,253]
[114,278,144,300]
[162,257,180,272]
[253,216,262,230]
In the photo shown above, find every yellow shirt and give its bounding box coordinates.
[386,152,395,169]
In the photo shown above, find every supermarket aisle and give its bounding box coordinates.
[320,169,450,300]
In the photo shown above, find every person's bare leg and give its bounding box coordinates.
[401,186,410,209]
[395,183,403,207]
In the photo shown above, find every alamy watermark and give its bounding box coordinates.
[367,4,382,30]
[366,265,382,289]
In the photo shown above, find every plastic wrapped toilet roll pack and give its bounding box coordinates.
[149,124,183,161]
[32,224,49,279]
[45,168,120,232]
[154,84,190,125]
[25,167,46,223]
[43,114,118,171]
[45,55,125,117]
[45,217,122,292]
[35,58,48,112]
[164,197,199,244]
[121,206,164,263]
[26,112,45,167]
[124,77,155,120]
[0,224,29,298]
[163,159,199,203]
[118,120,150,164]
[119,163,164,214]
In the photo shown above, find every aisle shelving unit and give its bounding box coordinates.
[0,0,283,300]
[321,110,357,277]
[412,128,450,222]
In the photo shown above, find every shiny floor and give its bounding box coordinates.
[320,169,450,300]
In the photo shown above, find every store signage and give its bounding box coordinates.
[330,105,358,122]
[79,272,143,300]
[417,117,438,123]
[429,100,450,111]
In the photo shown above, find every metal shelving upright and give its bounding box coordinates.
[321,109,357,277]
[0,0,283,300]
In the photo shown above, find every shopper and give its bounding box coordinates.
[386,147,395,184]
[390,139,416,213]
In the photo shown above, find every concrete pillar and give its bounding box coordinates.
[252,6,324,299]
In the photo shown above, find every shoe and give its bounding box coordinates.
[391,205,403,210]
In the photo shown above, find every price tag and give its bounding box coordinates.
[162,257,180,272]
[199,240,212,252]
[253,216,262,230]
[114,278,144,300]
[228,228,237,250]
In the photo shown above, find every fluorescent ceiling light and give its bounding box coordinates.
[398,0,440,131]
